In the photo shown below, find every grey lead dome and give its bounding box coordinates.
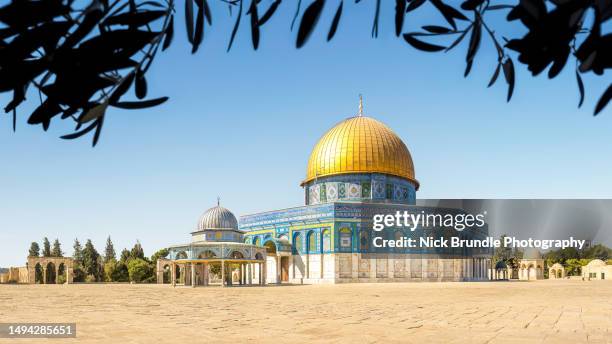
[197,205,238,231]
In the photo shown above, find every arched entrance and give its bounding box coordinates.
[58,263,66,284]
[45,262,56,284]
[163,265,171,284]
[34,263,43,284]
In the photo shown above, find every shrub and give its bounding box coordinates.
[127,259,153,283]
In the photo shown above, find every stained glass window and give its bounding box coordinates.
[322,229,331,252]
[339,227,351,248]
[308,231,317,253]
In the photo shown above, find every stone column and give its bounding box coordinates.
[156,260,163,284]
[56,265,60,284]
[67,265,73,284]
[42,267,47,285]
[191,263,196,288]
[259,263,263,285]
[203,263,209,286]
[221,261,225,288]
[247,264,252,285]
[276,256,281,284]
[171,263,176,287]
[263,262,267,285]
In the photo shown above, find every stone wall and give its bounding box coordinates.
[0,267,28,283]
[285,253,491,284]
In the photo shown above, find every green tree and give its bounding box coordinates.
[82,239,101,281]
[28,242,40,257]
[127,258,153,283]
[151,248,169,263]
[119,248,131,263]
[104,236,116,263]
[103,259,117,282]
[565,258,590,276]
[583,244,612,261]
[130,241,145,261]
[42,237,51,257]
[113,261,130,282]
[493,235,513,262]
[73,239,83,262]
[51,239,63,257]
[72,238,85,282]
[544,247,581,269]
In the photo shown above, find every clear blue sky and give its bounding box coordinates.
[0,2,610,266]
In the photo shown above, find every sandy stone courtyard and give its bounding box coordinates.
[1,280,611,343]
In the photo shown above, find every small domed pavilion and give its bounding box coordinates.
[548,263,565,279]
[519,248,544,280]
[157,201,267,287]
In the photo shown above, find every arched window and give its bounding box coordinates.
[360,230,369,251]
[198,250,216,259]
[339,227,352,249]
[230,251,244,259]
[264,240,276,254]
[308,231,317,253]
[293,232,303,254]
[322,229,331,252]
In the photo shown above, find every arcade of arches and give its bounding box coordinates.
[27,257,74,284]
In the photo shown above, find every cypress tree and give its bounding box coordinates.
[120,248,130,263]
[28,242,40,257]
[104,236,116,263]
[82,239,101,281]
[51,239,63,257]
[42,237,51,257]
[130,241,145,260]
[73,239,83,262]
[72,239,85,282]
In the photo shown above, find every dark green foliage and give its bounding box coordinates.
[493,234,523,271]
[113,260,130,282]
[72,238,85,282]
[545,244,612,275]
[51,239,63,257]
[583,244,612,261]
[151,248,169,263]
[28,242,40,257]
[42,237,51,257]
[104,236,116,263]
[127,258,153,283]
[120,248,131,263]
[0,0,175,145]
[130,241,145,261]
[82,239,101,281]
[1,0,609,147]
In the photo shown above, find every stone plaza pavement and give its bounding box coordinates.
[0,280,611,343]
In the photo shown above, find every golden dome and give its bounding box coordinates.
[302,115,418,188]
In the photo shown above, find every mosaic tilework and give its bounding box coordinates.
[327,183,338,201]
[305,173,416,205]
